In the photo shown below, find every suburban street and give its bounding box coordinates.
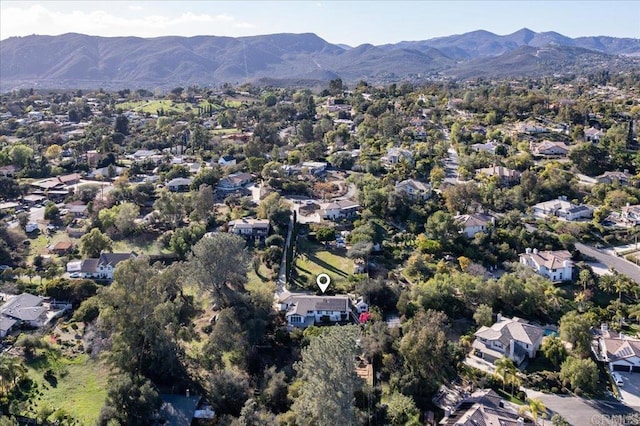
[524,388,638,425]
[575,242,640,284]
[443,146,460,185]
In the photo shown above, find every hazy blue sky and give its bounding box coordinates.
[1,1,639,45]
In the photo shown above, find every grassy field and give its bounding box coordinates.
[115,99,224,115]
[292,238,354,292]
[22,349,107,424]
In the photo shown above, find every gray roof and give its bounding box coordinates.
[158,394,201,426]
[1,293,46,322]
[167,177,193,187]
[80,258,100,273]
[0,316,17,332]
[475,315,544,347]
[99,252,135,266]
[285,295,350,317]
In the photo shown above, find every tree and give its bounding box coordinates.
[473,304,493,327]
[385,391,420,426]
[424,211,459,246]
[398,309,451,396]
[43,203,59,220]
[80,228,113,257]
[519,398,546,425]
[114,115,130,135]
[442,182,480,213]
[568,144,609,176]
[15,334,49,358]
[257,193,291,233]
[44,144,62,160]
[551,414,570,426]
[541,336,568,366]
[0,355,27,395]
[316,226,336,245]
[114,202,139,234]
[191,184,215,222]
[98,374,161,426]
[9,144,34,169]
[559,311,592,355]
[291,325,361,425]
[169,223,206,259]
[559,356,598,394]
[98,258,189,380]
[188,233,249,308]
[494,356,518,393]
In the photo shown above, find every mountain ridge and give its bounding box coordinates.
[1,29,638,90]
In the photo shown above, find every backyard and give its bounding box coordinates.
[292,237,355,292]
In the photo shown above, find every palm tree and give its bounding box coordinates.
[544,285,563,312]
[519,397,547,425]
[494,356,517,392]
[0,355,27,395]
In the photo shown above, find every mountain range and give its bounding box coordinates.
[0,28,638,90]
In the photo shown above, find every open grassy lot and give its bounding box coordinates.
[115,99,224,115]
[18,338,108,425]
[292,238,354,292]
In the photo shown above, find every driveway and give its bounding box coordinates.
[524,388,637,425]
[576,242,640,285]
[617,371,640,408]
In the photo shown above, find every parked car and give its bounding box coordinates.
[612,372,624,386]
[69,272,81,278]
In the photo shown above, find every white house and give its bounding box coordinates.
[455,213,495,238]
[217,172,253,192]
[167,177,193,192]
[531,140,569,156]
[67,252,136,281]
[228,218,270,238]
[395,179,432,201]
[622,204,640,225]
[585,126,605,143]
[281,294,356,328]
[218,155,237,167]
[472,313,545,366]
[532,197,593,221]
[319,199,360,221]
[381,147,414,165]
[519,248,573,282]
[597,330,640,372]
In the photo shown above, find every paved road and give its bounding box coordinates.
[525,388,637,425]
[576,242,640,285]
[443,146,459,185]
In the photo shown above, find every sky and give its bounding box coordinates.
[1,1,639,46]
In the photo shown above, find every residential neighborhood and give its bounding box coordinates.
[0,66,639,425]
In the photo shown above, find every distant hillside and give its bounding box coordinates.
[1,29,639,90]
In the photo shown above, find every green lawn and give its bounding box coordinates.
[23,350,108,424]
[292,238,354,292]
[115,99,224,115]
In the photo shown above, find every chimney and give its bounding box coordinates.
[497,313,503,322]
[525,248,532,254]
[444,408,451,418]
[517,417,525,426]
[509,339,515,359]
[533,248,538,254]
[601,323,608,331]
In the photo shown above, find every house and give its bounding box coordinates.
[381,147,414,165]
[476,166,521,186]
[519,248,573,282]
[455,213,495,238]
[532,197,593,221]
[596,329,640,372]
[585,126,605,143]
[64,202,89,218]
[622,203,640,225]
[67,252,136,280]
[218,155,237,167]
[596,170,633,186]
[217,172,253,192]
[167,177,193,192]
[0,293,47,337]
[157,394,202,426]
[395,179,432,201]
[439,389,529,426]
[228,218,270,238]
[48,241,74,255]
[281,294,357,328]
[472,313,545,366]
[518,122,547,134]
[0,165,17,177]
[301,161,328,175]
[25,222,39,233]
[319,199,360,221]
[22,194,47,206]
[470,141,502,154]
[531,140,569,156]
